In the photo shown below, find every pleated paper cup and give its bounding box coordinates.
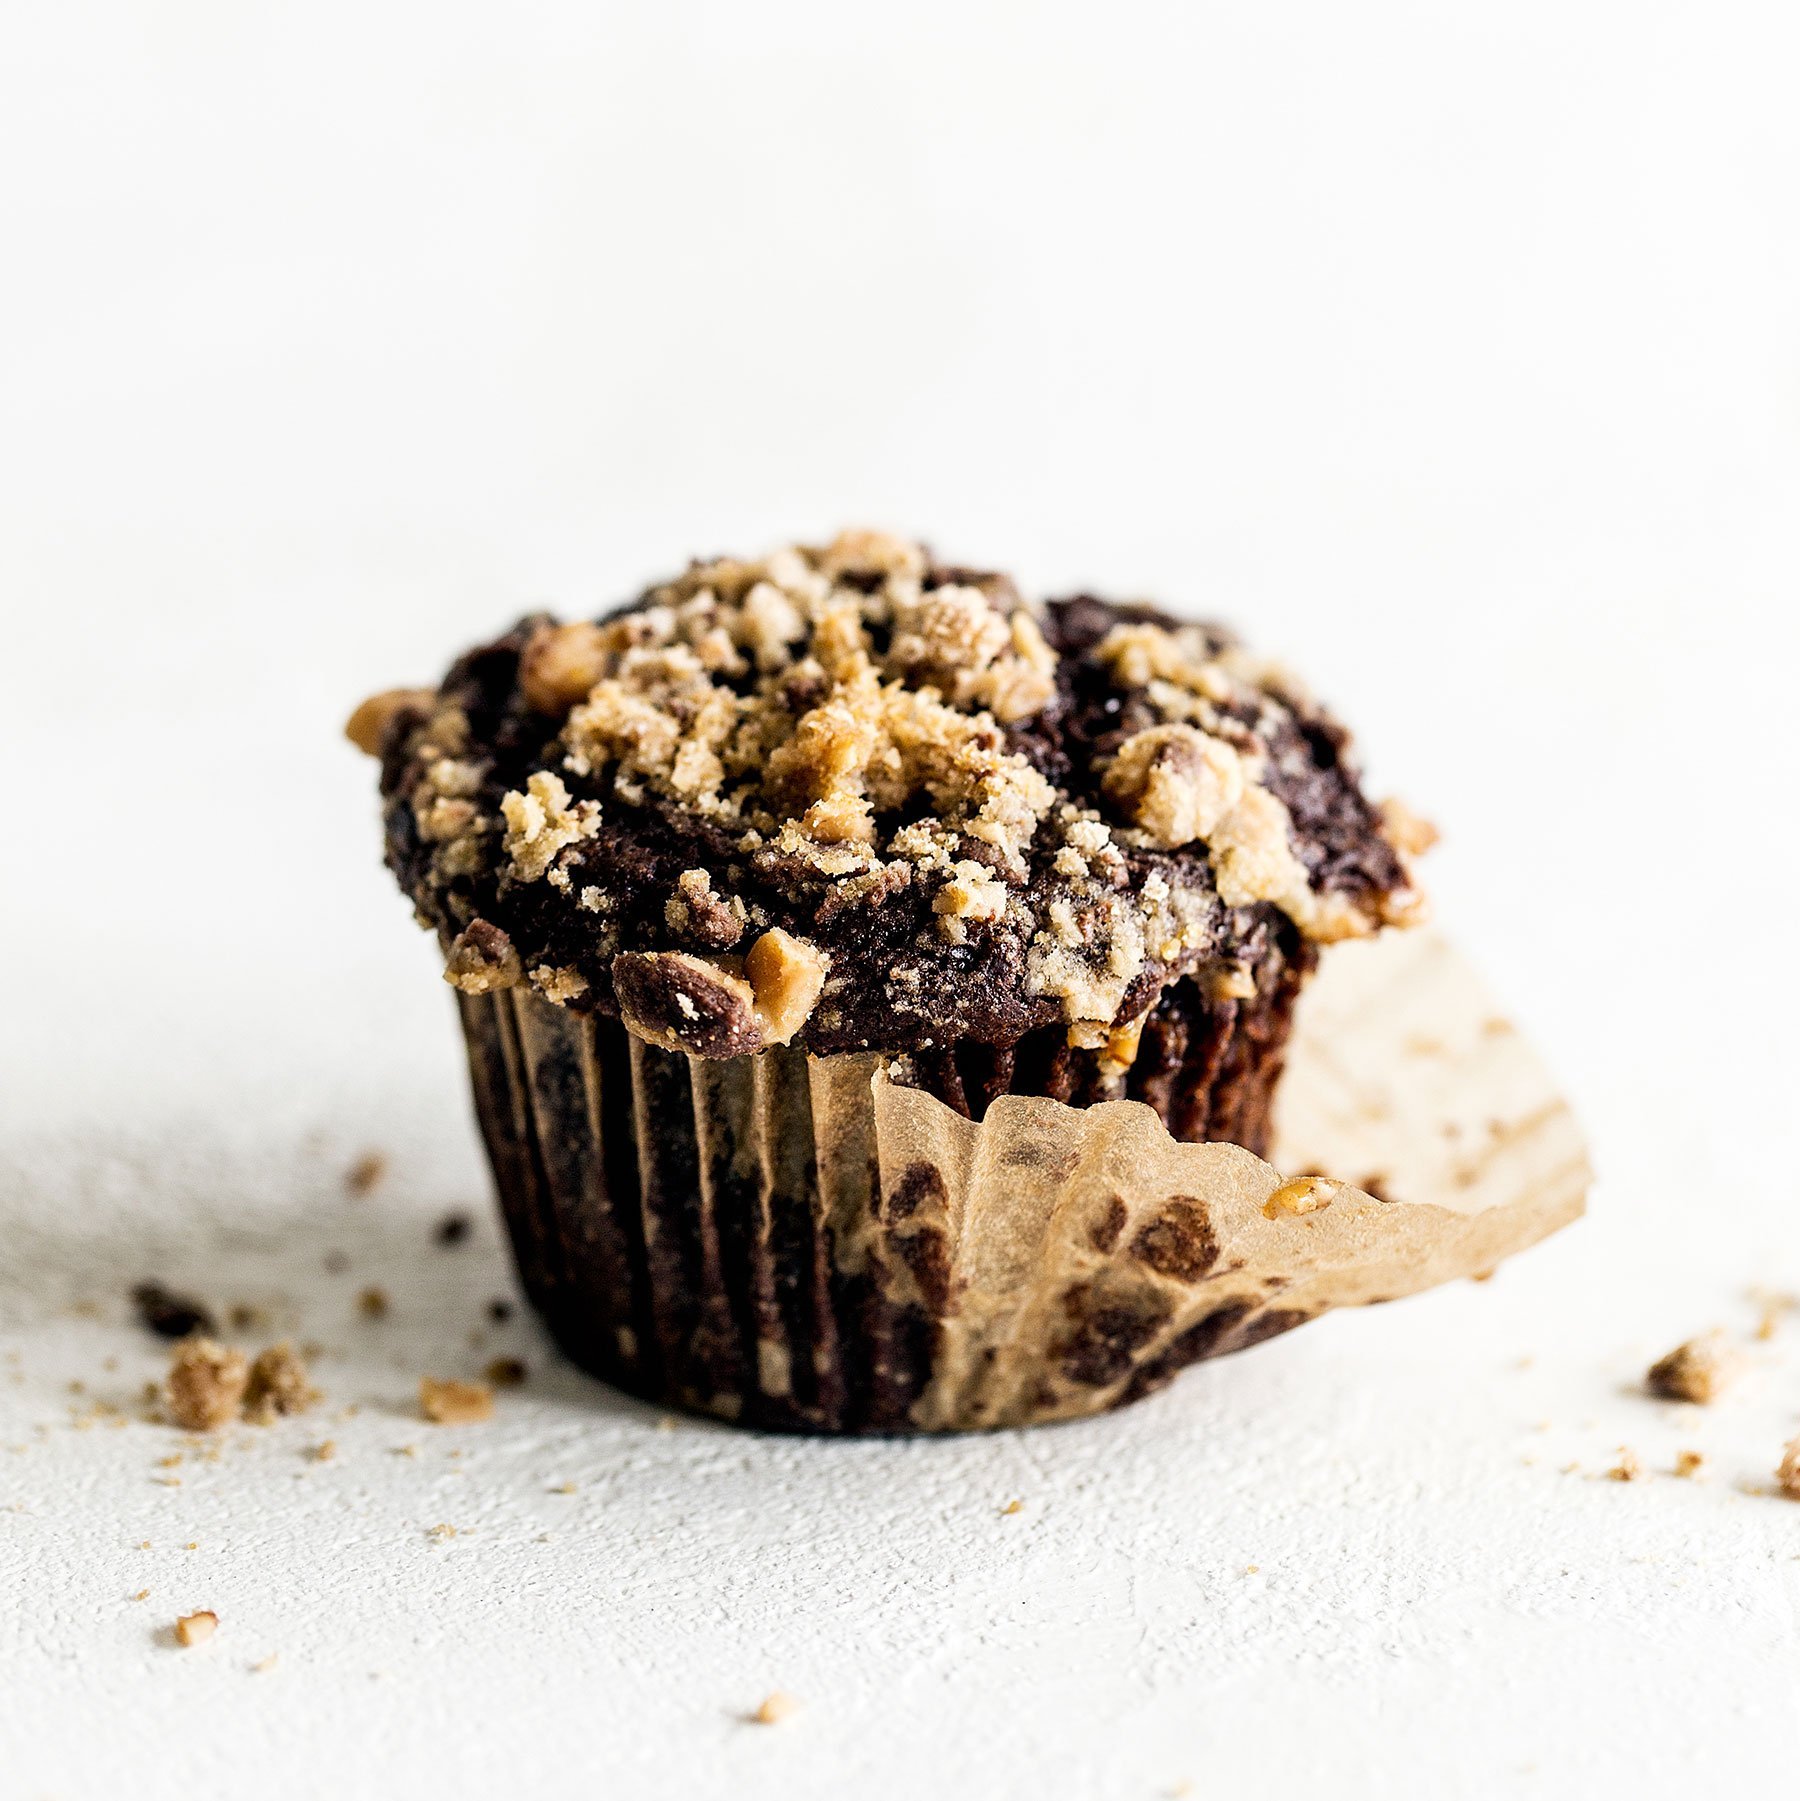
[456,930,1588,1434]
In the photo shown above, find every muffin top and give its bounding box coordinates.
[358,530,1426,1060]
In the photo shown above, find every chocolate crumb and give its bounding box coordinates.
[345,1151,388,1197]
[419,1378,493,1425]
[434,1213,472,1248]
[131,1282,216,1342]
[1646,1332,1741,1405]
[487,1299,513,1323]
[174,1610,218,1648]
[483,1357,528,1389]
[165,1340,249,1432]
[750,1692,800,1726]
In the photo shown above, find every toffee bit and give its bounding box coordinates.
[131,1282,216,1342]
[419,1378,493,1425]
[750,1691,800,1726]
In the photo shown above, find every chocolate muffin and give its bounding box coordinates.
[352,530,1426,1432]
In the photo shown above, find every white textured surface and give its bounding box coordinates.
[4,3,1800,1796]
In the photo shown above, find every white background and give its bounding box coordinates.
[4,4,1800,1797]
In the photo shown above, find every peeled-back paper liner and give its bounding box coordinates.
[458,928,1589,1434]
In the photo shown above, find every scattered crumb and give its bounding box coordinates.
[427,1523,459,1541]
[1244,1564,1259,1575]
[1777,1438,1800,1499]
[434,1213,472,1248]
[345,1151,388,1197]
[419,1378,493,1425]
[357,1287,390,1320]
[1751,1288,1795,1342]
[998,1499,1022,1516]
[174,1610,218,1648]
[227,1303,266,1333]
[549,1481,577,1495]
[243,1343,321,1425]
[250,1654,279,1674]
[1674,1450,1705,1478]
[131,1589,150,1602]
[484,1357,528,1389]
[488,1299,514,1323]
[392,1444,418,1458]
[165,1339,250,1432]
[655,1415,678,1432]
[309,1440,336,1463]
[1647,1332,1741,1404]
[323,1249,351,1276]
[131,1281,217,1341]
[750,1692,800,1726]
[1608,1448,1643,1483]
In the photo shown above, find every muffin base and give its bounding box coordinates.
[457,942,1312,1435]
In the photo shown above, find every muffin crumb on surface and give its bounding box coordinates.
[1607,1448,1643,1483]
[243,1343,320,1425]
[173,1610,218,1648]
[1646,1332,1740,1404]
[164,1340,249,1432]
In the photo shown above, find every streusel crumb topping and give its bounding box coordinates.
[363,532,1422,1056]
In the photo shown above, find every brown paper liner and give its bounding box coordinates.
[457,930,1589,1434]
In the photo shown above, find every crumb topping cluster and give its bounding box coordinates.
[366,531,1423,1058]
